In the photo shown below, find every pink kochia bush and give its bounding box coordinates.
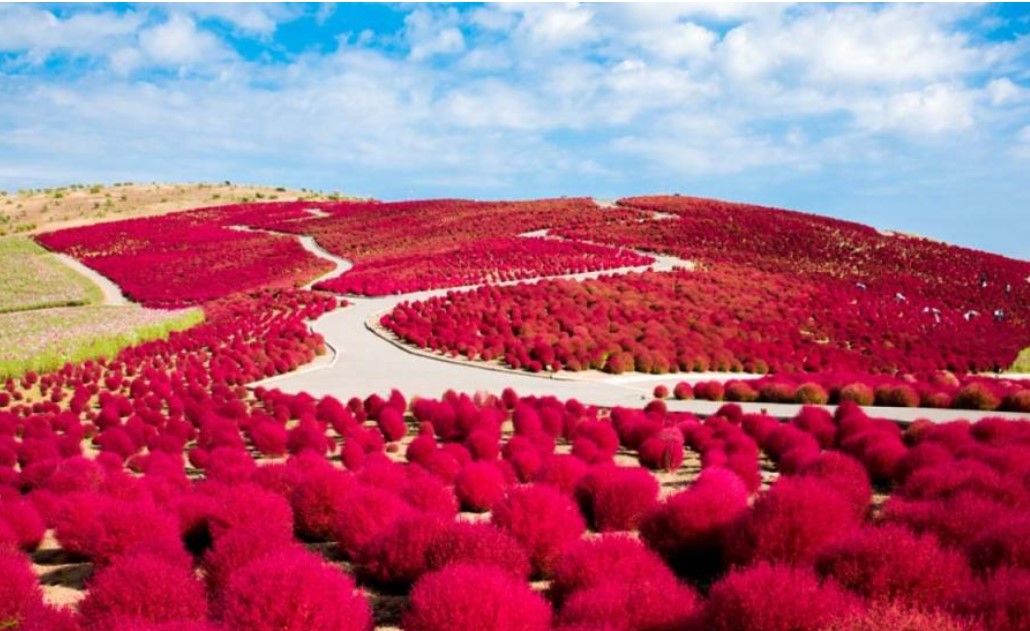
[77,553,208,629]
[424,521,532,579]
[0,551,44,631]
[576,465,658,532]
[729,476,860,566]
[814,525,972,608]
[491,484,586,577]
[703,563,858,631]
[403,563,552,631]
[640,467,749,581]
[218,549,372,631]
[454,461,508,512]
[550,534,679,604]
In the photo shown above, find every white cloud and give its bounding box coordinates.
[139,14,233,67]
[855,83,976,135]
[985,77,1024,106]
[405,9,466,61]
[0,5,142,60]
[718,4,987,88]
[183,4,294,37]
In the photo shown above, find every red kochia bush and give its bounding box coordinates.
[729,476,860,565]
[640,467,749,581]
[550,534,677,605]
[356,513,449,586]
[703,563,858,631]
[53,494,187,567]
[815,525,972,608]
[403,563,551,631]
[202,523,302,595]
[558,578,699,631]
[218,550,372,631]
[491,484,586,577]
[0,551,43,630]
[377,406,408,442]
[966,516,1030,573]
[425,521,532,579]
[333,483,413,559]
[823,602,970,631]
[0,499,46,551]
[291,468,353,540]
[77,554,208,629]
[454,461,507,513]
[638,427,685,472]
[952,567,1030,631]
[576,465,659,532]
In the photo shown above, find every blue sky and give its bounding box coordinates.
[1,3,1028,259]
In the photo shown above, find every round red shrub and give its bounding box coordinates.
[403,563,551,631]
[377,406,408,442]
[425,521,531,579]
[0,550,43,630]
[673,382,694,400]
[333,484,414,559]
[729,476,860,566]
[815,525,972,608]
[704,563,858,631]
[951,567,1030,631]
[77,554,207,629]
[491,484,585,577]
[638,427,685,472]
[455,461,507,513]
[218,549,372,631]
[550,534,676,604]
[558,576,698,631]
[0,499,45,551]
[798,451,872,515]
[356,513,449,586]
[202,523,301,595]
[537,455,589,496]
[640,467,749,581]
[967,515,1030,573]
[576,465,658,532]
[291,468,354,540]
[53,494,186,567]
[653,384,669,399]
[824,602,970,631]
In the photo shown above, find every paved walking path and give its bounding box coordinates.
[52,253,130,306]
[253,225,1028,423]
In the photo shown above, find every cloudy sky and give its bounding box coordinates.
[1,3,1028,258]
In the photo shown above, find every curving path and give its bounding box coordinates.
[51,253,129,306]
[253,226,1028,423]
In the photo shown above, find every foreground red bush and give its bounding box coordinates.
[576,465,658,532]
[424,521,532,579]
[218,550,371,631]
[640,467,749,581]
[0,551,44,631]
[550,534,677,605]
[403,563,552,631]
[703,563,859,631]
[492,484,586,577]
[77,553,208,629]
[815,525,972,608]
[729,476,860,565]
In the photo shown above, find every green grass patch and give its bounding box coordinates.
[1010,347,1030,373]
[0,236,102,313]
[0,306,203,380]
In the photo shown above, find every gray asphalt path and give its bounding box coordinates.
[255,233,1028,423]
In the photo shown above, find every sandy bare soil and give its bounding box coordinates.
[0,182,352,236]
